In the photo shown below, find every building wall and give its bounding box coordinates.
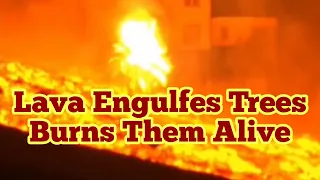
[161,0,278,87]
[210,17,278,80]
[161,0,212,51]
[236,0,267,16]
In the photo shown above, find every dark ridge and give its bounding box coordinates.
[0,125,228,180]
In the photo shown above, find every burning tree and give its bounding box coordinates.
[110,9,171,93]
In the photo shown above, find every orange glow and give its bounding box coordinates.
[112,9,170,92]
[1,3,320,180]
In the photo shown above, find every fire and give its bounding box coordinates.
[113,10,170,92]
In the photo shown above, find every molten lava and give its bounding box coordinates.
[1,62,320,180]
[112,9,170,92]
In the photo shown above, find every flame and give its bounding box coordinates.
[113,10,170,92]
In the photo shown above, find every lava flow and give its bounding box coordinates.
[0,9,320,180]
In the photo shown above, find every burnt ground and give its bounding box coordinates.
[0,125,228,180]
